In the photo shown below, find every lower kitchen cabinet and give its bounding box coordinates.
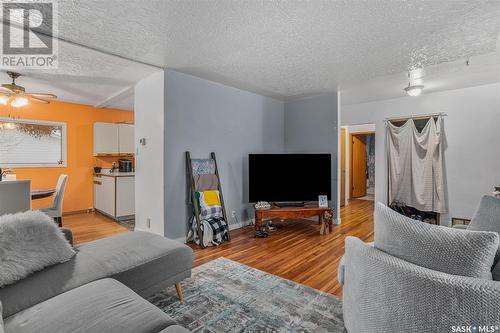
[94,174,135,220]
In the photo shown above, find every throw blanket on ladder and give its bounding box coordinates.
[187,216,229,247]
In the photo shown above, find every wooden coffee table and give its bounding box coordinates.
[255,205,334,235]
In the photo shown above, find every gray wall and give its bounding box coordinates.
[164,69,285,239]
[342,82,500,226]
[284,93,339,211]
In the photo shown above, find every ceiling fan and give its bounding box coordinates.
[0,71,57,107]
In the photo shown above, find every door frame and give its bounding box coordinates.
[340,128,346,207]
[349,131,375,200]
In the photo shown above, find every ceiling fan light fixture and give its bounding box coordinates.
[404,84,424,97]
[0,72,57,108]
[0,94,8,105]
[10,95,29,107]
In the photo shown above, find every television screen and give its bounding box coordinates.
[249,154,332,203]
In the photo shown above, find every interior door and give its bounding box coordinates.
[351,134,367,198]
[340,128,346,207]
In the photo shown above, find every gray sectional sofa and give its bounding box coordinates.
[0,231,193,333]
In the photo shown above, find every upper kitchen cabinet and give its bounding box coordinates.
[94,122,134,155]
[94,122,119,155]
[118,124,134,154]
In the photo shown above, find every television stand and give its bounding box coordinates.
[273,202,305,208]
[254,205,334,235]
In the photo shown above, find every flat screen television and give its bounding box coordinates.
[249,154,332,203]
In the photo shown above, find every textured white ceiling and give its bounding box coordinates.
[7,0,500,109]
[341,50,500,105]
[3,34,159,111]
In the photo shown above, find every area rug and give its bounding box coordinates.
[148,257,344,332]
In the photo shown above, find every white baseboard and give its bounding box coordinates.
[162,219,252,244]
[334,217,341,225]
[228,219,253,231]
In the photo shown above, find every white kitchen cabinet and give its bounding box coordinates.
[93,122,134,155]
[94,174,135,220]
[118,124,134,154]
[93,123,119,155]
[94,176,115,216]
[116,176,135,217]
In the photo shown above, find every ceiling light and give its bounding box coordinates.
[403,84,424,97]
[0,94,8,105]
[10,95,29,107]
[4,122,15,130]
[0,72,57,108]
[404,68,425,97]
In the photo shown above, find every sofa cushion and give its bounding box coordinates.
[4,278,177,333]
[375,203,499,279]
[0,210,75,287]
[0,231,193,317]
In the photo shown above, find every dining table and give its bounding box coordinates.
[31,188,56,200]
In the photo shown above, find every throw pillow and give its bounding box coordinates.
[467,195,500,264]
[195,190,221,209]
[375,202,499,279]
[468,195,500,233]
[203,190,221,206]
[0,210,76,287]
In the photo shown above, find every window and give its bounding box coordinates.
[0,118,67,167]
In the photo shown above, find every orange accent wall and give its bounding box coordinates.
[0,101,134,213]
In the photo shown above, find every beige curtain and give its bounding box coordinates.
[387,116,446,213]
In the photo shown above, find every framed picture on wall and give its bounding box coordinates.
[318,195,328,208]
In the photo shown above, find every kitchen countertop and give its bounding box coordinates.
[95,172,135,177]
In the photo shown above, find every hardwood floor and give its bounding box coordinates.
[191,199,374,297]
[63,211,128,245]
[65,199,373,297]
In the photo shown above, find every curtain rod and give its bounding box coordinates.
[385,112,447,122]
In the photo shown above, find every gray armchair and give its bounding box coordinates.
[340,236,500,333]
[339,195,500,332]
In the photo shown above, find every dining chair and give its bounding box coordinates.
[0,180,31,216]
[40,174,68,227]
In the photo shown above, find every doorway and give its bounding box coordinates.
[340,124,376,231]
[349,132,375,201]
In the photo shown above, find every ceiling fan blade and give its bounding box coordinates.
[30,96,50,104]
[28,93,57,99]
[0,86,14,94]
